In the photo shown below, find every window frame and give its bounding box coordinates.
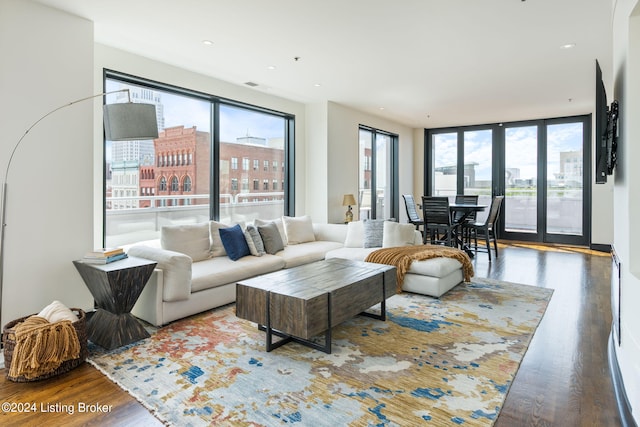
[102,69,296,246]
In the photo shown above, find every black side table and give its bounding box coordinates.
[73,256,157,350]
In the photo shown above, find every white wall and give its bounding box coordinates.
[612,0,640,423]
[0,0,94,326]
[304,103,330,223]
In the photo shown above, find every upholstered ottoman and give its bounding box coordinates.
[324,247,465,298]
[402,257,464,297]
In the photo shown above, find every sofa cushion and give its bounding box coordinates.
[219,224,251,261]
[257,222,285,254]
[161,222,211,262]
[190,254,285,293]
[244,225,266,256]
[283,215,315,245]
[325,247,377,262]
[382,221,417,247]
[363,219,385,248]
[344,221,364,247]
[276,241,344,268]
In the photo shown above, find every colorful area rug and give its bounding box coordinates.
[88,278,552,426]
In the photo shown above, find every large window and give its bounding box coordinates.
[104,71,294,247]
[358,126,398,220]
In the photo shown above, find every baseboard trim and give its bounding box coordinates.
[591,243,612,253]
[608,331,637,427]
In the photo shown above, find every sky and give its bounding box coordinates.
[434,122,584,183]
[105,80,285,143]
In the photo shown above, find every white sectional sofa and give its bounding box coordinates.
[128,217,465,326]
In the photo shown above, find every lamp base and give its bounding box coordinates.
[345,205,353,223]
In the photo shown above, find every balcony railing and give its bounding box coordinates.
[105,193,285,247]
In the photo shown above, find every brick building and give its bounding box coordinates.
[139,125,284,208]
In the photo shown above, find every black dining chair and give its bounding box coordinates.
[402,194,426,243]
[421,196,459,247]
[454,194,479,245]
[453,194,479,222]
[465,195,504,261]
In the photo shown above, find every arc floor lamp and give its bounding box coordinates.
[0,89,159,327]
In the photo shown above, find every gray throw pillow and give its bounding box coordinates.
[363,219,385,248]
[257,222,285,254]
[244,225,266,256]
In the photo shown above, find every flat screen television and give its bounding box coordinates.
[595,60,619,184]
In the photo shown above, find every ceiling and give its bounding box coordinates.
[35,0,613,129]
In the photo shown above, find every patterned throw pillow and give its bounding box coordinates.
[244,225,266,256]
[363,219,385,248]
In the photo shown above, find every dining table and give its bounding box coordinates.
[449,202,487,257]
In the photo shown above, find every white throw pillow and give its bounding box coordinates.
[209,221,229,257]
[161,222,212,261]
[283,215,315,245]
[38,300,78,323]
[344,221,365,248]
[382,221,417,247]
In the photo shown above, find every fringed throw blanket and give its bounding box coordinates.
[8,316,80,380]
[365,245,474,293]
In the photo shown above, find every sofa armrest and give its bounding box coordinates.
[128,245,192,302]
[131,268,165,327]
[313,223,347,243]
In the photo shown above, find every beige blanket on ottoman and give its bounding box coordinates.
[365,245,474,293]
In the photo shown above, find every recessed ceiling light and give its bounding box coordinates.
[267,65,276,70]
[560,43,576,49]
[202,40,214,46]
[314,83,321,87]
[379,107,385,111]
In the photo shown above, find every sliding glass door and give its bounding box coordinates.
[429,128,493,223]
[426,115,590,245]
[463,129,493,223]
[544,120,586,241]
[504,125,538,236]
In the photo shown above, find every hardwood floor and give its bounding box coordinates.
[0,242,620,426]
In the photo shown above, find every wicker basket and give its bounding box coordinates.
[2,308,88,382]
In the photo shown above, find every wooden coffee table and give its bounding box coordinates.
[236,258,396,353]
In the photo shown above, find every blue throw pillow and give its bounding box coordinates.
[219,224,251,261]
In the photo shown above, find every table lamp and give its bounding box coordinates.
[0,88,159,328]
[343,194,357,223]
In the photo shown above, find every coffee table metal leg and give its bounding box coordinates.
[360,278,386,321]
[258,292,333,354]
